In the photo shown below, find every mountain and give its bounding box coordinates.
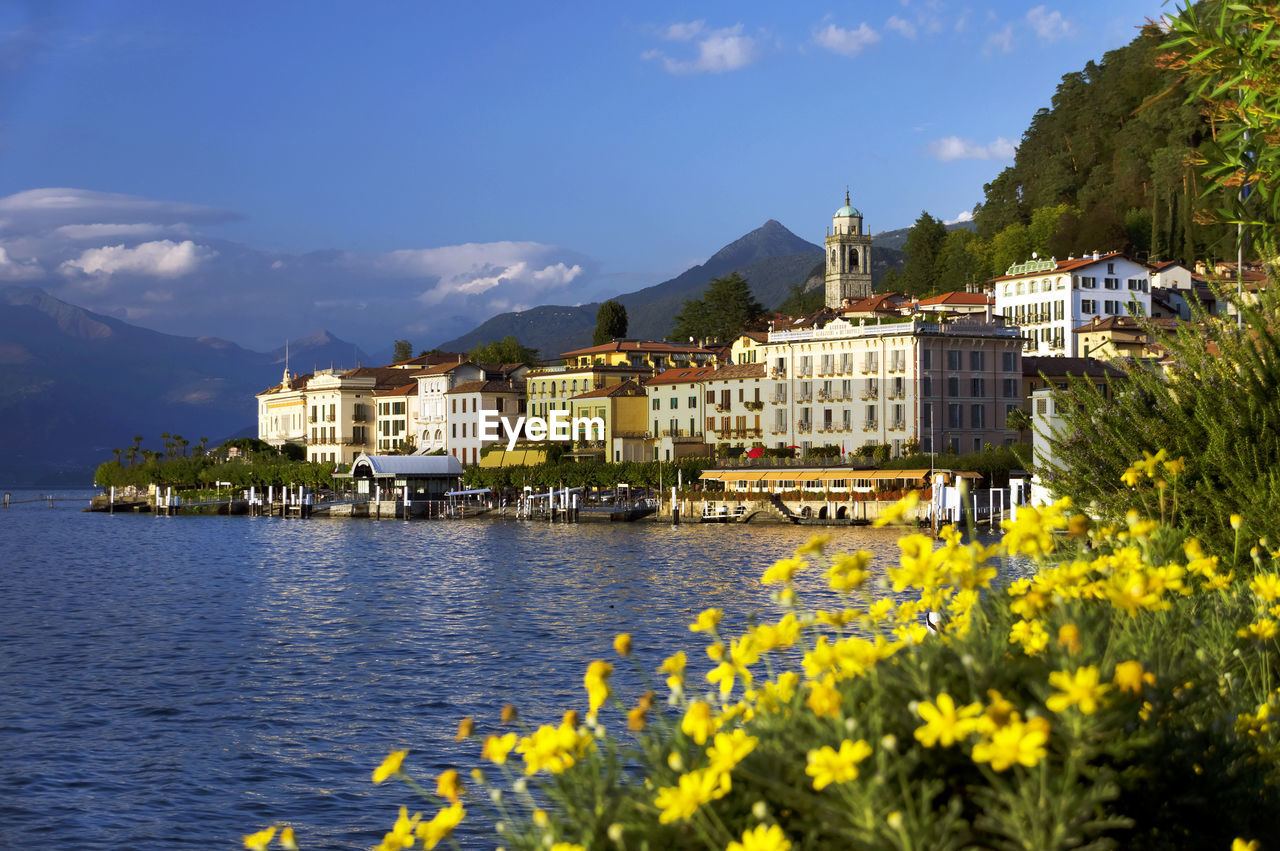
[873,220,977,253]
[440,218,916,357]
[0,286,368,486]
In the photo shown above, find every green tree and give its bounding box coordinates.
[393,339,414,362]
[900,212,948,296]
[470,335,539,365]
[592,300,628,345]
[932,229,985,293]
[670,272,765,343]
[775,282,825,316]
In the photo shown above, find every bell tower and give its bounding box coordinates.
[825,190,873,307]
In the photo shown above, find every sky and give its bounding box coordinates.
[0,0,1173,353]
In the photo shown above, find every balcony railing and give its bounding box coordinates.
[743,400,764,411]
[796,392,812,403]
[797,421,812,434]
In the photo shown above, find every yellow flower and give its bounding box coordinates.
[654,769,723,823]
[1112,660,1155,696]
[372,749,407,784]
[1238,619,1279,641]
[435,768,461,804]
[805,739,872,789]
[1232,840,1259,851]
[828,550,872,592]
[727,823,793,851]
[532,809,550,828]
[660,650,687,692]
[243,827,276,851]
[1057,623,1082,655]
[807,676,843,718]
[584,659,613,721]
[416,803,464,850]
[796,534,831,557]
[681,700,718,745]
[1251,573,1280,602]
[1231,514,1243,530]
[914,693,982,748]
[1001,497,1071,559]
[550,844,587,851]
[707,729,758,775]
[516,721,594,775]
[627,691,655,732]
[1009,618,1049,655]
[455,716,474,742]
[1046,666,1108,715]
[762,556,806,585]
[1163,456,1185,477]
[613,632,632,656]
[481,732,517,764]
[278,827,297,851]
[971,716,1051,771]
[690,608,723,633]
[874,490,920,527]
[1120,465,1142,488]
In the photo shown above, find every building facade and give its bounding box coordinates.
[825,191,873,307]
[992,252,1151,356]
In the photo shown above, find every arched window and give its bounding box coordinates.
[850,248,859,269]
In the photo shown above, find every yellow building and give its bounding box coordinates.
[567,379,649,462]
[558,340,715,370]
[256,369,311,450]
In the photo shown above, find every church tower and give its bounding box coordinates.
[825,191,873,307]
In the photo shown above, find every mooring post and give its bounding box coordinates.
[2,492,9,508]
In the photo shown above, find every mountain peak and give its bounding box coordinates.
[704,220,818,271]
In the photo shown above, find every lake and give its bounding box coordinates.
[0,490,997,848]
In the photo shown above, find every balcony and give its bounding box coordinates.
[613,430,648,439]
[715,404,730,413]
[743,400,764,412]
[796,392,812,403]
[890,418,906,430]
[769,368,785,379]
[862,390,879,400]
[816,389,831,401]
[863,421,878,430]
[797,421,812,434]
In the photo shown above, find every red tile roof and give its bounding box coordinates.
[644,366,718,386]
[571,379,646,399]
[915,291,993,306]
[559,340,714,358]
[991,252,1127,282]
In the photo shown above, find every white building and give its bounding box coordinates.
[992,252,1151,357]
[412,360,488,453]
[760,317,1023,457]
[444,379,525,466]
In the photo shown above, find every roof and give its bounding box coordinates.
[706,363,766,381]
[257,371,314,396]
[374,383,418,398]
[446,379,525,395]
[644,366,718,386]
[736,331,770,344]
[991,251,1128,282]
[571,379,646,400]
[350,454,464,478]
[842,293,911,314]
[410,359,478,377]
[392,351,465,367]
[559,339,715,359]
[915,291,993,307]
[834,191,861,219]
[1072,316,1178,335]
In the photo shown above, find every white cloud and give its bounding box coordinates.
[59,239,217,278]
[661,21,705,41]
[813,22,880,56]
[0,246,44,280]
[55,222,181,240]
[1026,6,1073,40]
[0,188,238,233]
[983,24,1014,55]
[885,16,917,39]
[945,210,975,225]
[927,136,1017,161]
[646,23,760,74]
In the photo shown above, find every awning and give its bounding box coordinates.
[444,488,492,497]
[698,470,724,480]
[719,470,769,482]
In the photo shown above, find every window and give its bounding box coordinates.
[948,404,963,428]
[971,377,985,397]
[1002,351,1015,372]
[922,376,932,396]
[652,398,660,410]
[921,404,932,427]
[1002,377,1019,399]
[688,395,697,408]
[706,390,715,403]
[971,405,986,428]
[922,349,932,370]
[1082,299,1097,313]
[1127,278,1147,291]
[1104,300,1121,315]
[1104,277,1120,290]
[864,406,877,428]
[947,350,961,370]
[863,351,879,372]
[970,351,984,371]
[1054,300,1064,320]
[947,376,959,397]
[1080,276,1097,289]
[669,396,678,409]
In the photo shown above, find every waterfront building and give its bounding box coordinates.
[346,452,464,500]
[701,363,768,455]
[411,359,486,453]
[374,383,417,453]
[565,379,649,463]
[825,191,873,307]
[444,378,526,465]
[760,316,1023,457]
[644,366,716,461]
[303,367,406,466]
[256,368,312,451]
[1073,315,1178,361]
[992,252,1151,356]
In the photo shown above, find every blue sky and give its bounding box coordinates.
[0,0,1172,352]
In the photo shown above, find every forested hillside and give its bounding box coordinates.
[888,21,1237,297]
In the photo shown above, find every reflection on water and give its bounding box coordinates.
[0,497,1022,849]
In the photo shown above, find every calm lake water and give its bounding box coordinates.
[0,490,1011,848]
